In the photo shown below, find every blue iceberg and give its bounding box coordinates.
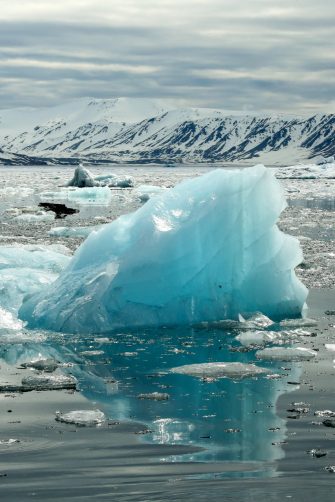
[20,165,308,333]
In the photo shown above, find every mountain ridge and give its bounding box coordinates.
[0,98,334,166]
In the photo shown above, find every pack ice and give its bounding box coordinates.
[19,165,308,333]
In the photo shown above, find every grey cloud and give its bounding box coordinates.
[0,0,334,113]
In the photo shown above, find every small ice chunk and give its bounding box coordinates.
[307,448,327,458]
[79,350,104,356]
[325,344,335,352]
[137,392,169,400]
[236,330,280,346]
[95,174,134,188]
[108,176,134,188]
[13,211,55,223]
[0,439,20,446]
[48,226,101,238]
[314,410,335,418]
[20,358,59,373]
[279,318,317,328]
[21,374,77,391]
[55,409,106,426]
[170,362,269,379]
[256,347,317,361]
[40,187,112,206]
[67,165,97,187]
[236,328,312,347]
[135,185,167,202]
[238,312,274,330]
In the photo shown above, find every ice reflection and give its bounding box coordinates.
[0,326,301,472]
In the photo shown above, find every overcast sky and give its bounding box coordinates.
[0,0,334,112]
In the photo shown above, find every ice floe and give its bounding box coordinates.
[48,226,101,238]
[137,392,169,400]
[55,409,106,426]
[0,374,77,392]
[255,347,317,361]
[40,186,112,206]
[170,362,269,379]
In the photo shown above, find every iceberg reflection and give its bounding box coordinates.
[0,325,301,474]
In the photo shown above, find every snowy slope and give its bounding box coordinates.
[0,98,334,165]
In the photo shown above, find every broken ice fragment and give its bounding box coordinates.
[0,439,20,445]
[21,374,77,391]
[134,185,167,202]
[137,392,169,401]
[279,318,317,328]
[55,409,106,426]
[20,358,59,373]
[315,410,335,418]
[256,347,317,361]
[237,312,274,330]
[170,362,269,379]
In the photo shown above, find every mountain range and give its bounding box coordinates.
[0,97,334,165]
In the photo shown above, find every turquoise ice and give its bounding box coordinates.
[20,165,308,333]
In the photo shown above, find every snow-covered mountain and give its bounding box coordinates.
[0,98,334,165]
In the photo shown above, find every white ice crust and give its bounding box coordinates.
[256,347,317,361]
[55,409,106,426]
[170,362,268,379]
[20,165,308,333]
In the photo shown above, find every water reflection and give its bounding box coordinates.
[0,326,301,474]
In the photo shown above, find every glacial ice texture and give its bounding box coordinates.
[20,165,308,333]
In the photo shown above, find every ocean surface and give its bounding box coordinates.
[0,165,334,501]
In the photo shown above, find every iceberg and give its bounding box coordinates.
[20,165,308,334]
[67,164,96,187]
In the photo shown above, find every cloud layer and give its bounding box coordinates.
[0,0,334,112]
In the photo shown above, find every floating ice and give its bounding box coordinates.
[40,187,112,206]
[170,362,269,379]
[0,374,77,392]
[13,211,55,223]
[134,185,167,202]
[325,344,335,352]
[67,164,96,187]
[20,165,308,334]
[48,226,101,238]
[137,392,169,400]
[314,410,335,418]
[20,374,77,390]
[236,331,282,346]
[279,318,317,328]
[256,347,317,361]
[20,358,59,372]
[55,409,106,426]
[95,174,134,188]
[236,328,312,347]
